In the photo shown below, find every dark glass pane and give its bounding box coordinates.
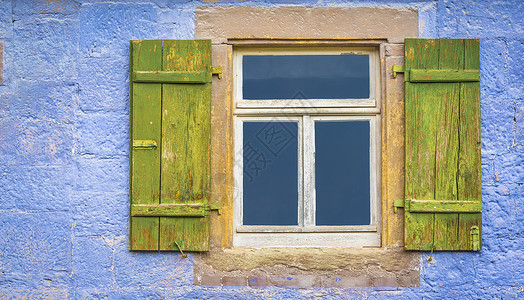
[243,55,369,100]
[315,121,370,226]
[243,122,298,225]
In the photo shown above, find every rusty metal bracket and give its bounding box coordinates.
[211,66,222,79]
[174,240,188,258]
[393,199,405,213]
[209,202,222,215]
[392,65,405,78]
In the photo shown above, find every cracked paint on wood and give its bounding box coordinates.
[129,40,212,251]
[404,38,482,251]
[0,0,521,297]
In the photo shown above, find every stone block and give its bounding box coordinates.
[76,112,128,157]
[269,275,320,287]
[508,40,524,96]
[4,117,74,165]
[12,80,76,119]
[80,3,157,58]
[0,212,71,275]
[373,276,398,287]
[398,272,420,287]
[221,276,247,286]
[248,276,271,287]
[0,164,72,211]
[321,276,372,287]
[196,274,222,286]
[114,241,192,289]
[196,6,418,44]
[72,191,128,237]
[480,39,509,97]
[72,237,114,289]
[494,153,524,184]
[78,57,128,112]
[13,17,78,81]
[13,0,79,16]
[75,156,128,192]
[481,97,516,155]
[385,44,404,57]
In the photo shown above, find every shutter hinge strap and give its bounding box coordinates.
[393,199,405,213]
[211,66,222,79]
[133,140,157,149]
[131,203,222,217]
[471,226,480,251]
[392,65,405,78]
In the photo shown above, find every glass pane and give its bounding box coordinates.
[243,122,298,225]
[315,121,370,226]
[243,54,369,100]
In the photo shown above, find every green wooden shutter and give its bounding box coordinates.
[404,38,482,251]
[129,40,213,251]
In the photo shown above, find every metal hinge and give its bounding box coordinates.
[470,226,480,251]
[209,202,222,215]
[393,199,405,213]
[392,65,405,78]
[211,66,222,79]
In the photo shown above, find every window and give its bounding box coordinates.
[233,47,381,247]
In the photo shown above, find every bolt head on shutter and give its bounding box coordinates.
[129,40,214,251]
[403,38,482,251]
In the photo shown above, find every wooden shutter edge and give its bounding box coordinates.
[128,40,134,251]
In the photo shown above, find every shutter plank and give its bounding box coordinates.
[457,39,482,250]
[404,39,440,250]
[130,40,162,250]
[159,40,211,251]
[433,39,463,250]
[404,38,481,251]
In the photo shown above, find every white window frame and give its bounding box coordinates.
[233,47,381,248]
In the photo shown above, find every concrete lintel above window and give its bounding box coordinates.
[196,6,418,44]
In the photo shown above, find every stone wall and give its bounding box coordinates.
[0,0,522,298]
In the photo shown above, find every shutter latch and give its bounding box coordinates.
[211,66,222,79]
[174,240,188,258]
[470,226,480,251]
[392,65,405,78]
[393,200,405,213]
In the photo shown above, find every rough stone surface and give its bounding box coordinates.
[0,0,522,298]
[195,6,419,44]
[194,247,419,288]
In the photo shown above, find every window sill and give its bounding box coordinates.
[194,246,420,287]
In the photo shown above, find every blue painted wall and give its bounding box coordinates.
[0,0,521,298]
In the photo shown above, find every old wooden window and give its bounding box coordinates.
[128,38,482,254]
[233,47,381,247]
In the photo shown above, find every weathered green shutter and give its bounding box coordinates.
[403,38,482,251]
[129,40,213,251]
